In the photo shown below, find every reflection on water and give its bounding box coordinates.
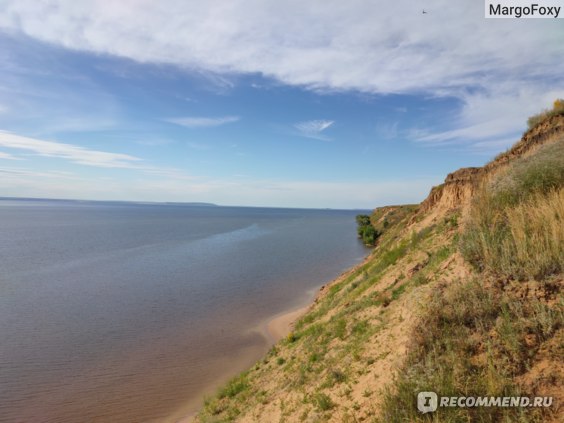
[0,200,368,422]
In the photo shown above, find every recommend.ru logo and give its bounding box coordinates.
[418,392,553,413]
[417,392,438,413]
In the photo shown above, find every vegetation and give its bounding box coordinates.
[381,111,563,422]
[356,214,379,246]
[527,99,564,129]
[370,205,418,235]
[460,141,564,280]
[379,278,563,422]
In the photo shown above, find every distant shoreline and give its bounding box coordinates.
[0,196,219,207]
[0,196,371,212]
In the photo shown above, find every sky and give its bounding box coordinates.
[0,0,563,209]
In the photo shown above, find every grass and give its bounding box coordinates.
[527,99,564,129]
[380,128,564,422]
[371,205,418,236]
[378,278,563,423]
[312,392,334,411]
[461,141,564,280]
[217,373,250,399]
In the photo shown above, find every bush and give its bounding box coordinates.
[312,392,334,411]
[355,214,371,226]
[356,214,380,246]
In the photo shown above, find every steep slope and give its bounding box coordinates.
[194,115,564,423]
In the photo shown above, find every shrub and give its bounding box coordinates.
[356,214,381,246]
[357,222,380,246]
[312,392,334,411]
[355,214,371,226]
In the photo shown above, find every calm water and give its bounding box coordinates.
[0,200,368,423]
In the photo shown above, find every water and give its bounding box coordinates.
[0,199,368,422]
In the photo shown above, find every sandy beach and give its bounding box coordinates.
[171,259,372,422]
[264,305,310,342]
[169,303,310,423]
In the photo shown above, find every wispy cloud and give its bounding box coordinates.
[294,119,334,140]
[0,167,76,178]
[0,151,22,160]
[412,87,564,151]
[0,130,143,168]
[0,1,562,151]
[165,116,240,128]
[375,121,399,140]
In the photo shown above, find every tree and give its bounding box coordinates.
[356,214,380,246]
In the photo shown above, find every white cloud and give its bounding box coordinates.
[413,86,564,151]
[0,151,21,160]
[165,116,240,128]
[0,1,562,148]
[0,130,143,168]
[0,1,560,93]
[294,119,334,140]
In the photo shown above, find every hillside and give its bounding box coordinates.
[195,113,564,422]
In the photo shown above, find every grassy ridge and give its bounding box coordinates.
[380,135,563,422]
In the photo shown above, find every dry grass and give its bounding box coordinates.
[378,278,563,423]
[461,141,564,280]
[527,99,564,129]
[462,188,564,280]
[506,189,564,277]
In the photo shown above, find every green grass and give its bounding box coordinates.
[312,392,334,411]
[217,373,250,399]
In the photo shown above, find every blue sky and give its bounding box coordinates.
[0,1,563,208]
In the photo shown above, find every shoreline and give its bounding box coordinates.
[172,255,371,422]
[261,252,374,344]
[169,306,311,423]
[264,305,310,343]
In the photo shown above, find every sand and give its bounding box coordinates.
[264,305,309,343]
